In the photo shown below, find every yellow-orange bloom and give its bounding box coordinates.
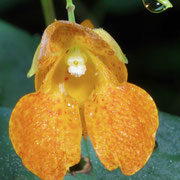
[9,20,159,180]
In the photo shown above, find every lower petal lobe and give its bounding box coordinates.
[85,82,159,175]
[9,91,82,180]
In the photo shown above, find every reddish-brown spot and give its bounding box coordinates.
[57,109,62,115]
[65,77,69,81]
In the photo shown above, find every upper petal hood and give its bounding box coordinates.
[35,21,127,90]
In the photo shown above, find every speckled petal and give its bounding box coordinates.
[9,91,82,180]
[35,60,55,91]
[35,51,65,91]
[85,82,159,175]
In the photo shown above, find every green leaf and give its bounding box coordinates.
[0,20,40,108]
[1,107,180,179]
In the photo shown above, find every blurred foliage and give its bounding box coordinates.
[0,20,39,107]
[1,107,180,179]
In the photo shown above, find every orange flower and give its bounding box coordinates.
[9,20,159,180]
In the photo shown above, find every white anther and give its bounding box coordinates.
[67,56,86,77]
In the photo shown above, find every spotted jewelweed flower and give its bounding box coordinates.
[9,20,159,180]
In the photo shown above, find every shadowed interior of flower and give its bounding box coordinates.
[39,44,120,139]
[9,20,159,180]
[54,47,97,105]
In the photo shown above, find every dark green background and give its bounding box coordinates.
[0,0,180,115]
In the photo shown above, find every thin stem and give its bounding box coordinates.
[66,0,75,22]
[40,0,56,26]
[83,137,91,160]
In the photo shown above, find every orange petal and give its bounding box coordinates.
[84,82,159,175]
[9,91,82,180]
[37,21,127,83]
[81,19,94,29]
[35,61,55,91]
[35,50,65,91]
